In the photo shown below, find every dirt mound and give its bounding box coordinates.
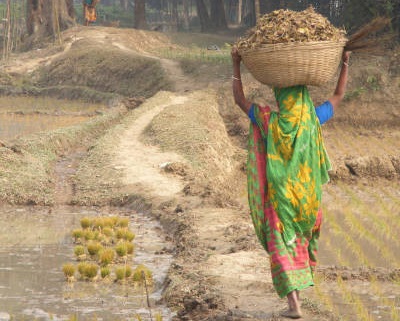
[34,39,172,100]
[143,90,246,207]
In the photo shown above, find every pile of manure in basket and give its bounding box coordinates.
[236,6,346,50]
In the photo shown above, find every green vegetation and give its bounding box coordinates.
[62,263,76,278]
[115,266,132,280]
[99,248,115,266]
[132,264,153,286]
[63,215,151,288]
[115,242,128,257]
[87,241,103,256]
[100,266,111,279]
[74,245,85,257]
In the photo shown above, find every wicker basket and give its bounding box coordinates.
[239,40,347,88]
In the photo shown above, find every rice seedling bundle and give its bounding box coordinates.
[99,248,115,266]
[100,266,111,278]
[62,263,76,278]
[74,245,85,257]
[87,241,103,256]
[115,266,132,280]
[115,242,128,257]
[132,264,153,285]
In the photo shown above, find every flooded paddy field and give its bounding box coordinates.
[0,205,174,321]
[0,97,108,142]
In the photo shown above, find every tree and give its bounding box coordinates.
[120,0,128,11]
[134,0,147,29]
[182,0,190,30]
[171,0,178,30]
[210,0,227,30]
[254,0,260,21]
[195,0,212,32]
[26,0,75,41]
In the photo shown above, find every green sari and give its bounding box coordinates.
[247,85,331,297]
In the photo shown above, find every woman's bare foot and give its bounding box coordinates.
[280,309,302,319]
[283,291,302,319]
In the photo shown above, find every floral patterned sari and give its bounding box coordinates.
[247,85,330,297]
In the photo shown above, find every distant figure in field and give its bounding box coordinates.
[83,0,99,26]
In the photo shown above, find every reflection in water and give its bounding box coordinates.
[0,206,173,320]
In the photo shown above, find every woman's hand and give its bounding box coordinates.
[328,50,351,110]
[231,47,242,66]
[231,46,251,114]
[342,50,351,64]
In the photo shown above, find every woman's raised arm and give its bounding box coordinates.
[232,47,252,115]
[328,51,351,110]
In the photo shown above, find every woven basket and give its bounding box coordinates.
[239,40,347,88]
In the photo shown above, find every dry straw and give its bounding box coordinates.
[236,7,347,87]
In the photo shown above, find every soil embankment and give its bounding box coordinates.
[0,26,399,321]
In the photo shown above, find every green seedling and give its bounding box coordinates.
[132,264,153,285]
[126,242,134,255]
[116,228,135,241]
[99,248,115,266]
[80,217,91,229]
[117,217,129,228]
[62,263,76,278]
[77,262,89,276]
[102,227,114,237]
[83,263,98,280]
[87,241,103,256]
[115,242,128,257]
[84,230,95,241]
[74,245,85,257]
[71,229,84,241]
[115,265,132,280]
[100,266,111,278]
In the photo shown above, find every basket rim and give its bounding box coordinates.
[238,39,348,55]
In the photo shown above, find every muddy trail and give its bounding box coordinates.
[0,26,399,321]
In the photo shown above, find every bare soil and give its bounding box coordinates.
[0,25,399,321]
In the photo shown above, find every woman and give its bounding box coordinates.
[83,0,99,26]
[231,47,350,319]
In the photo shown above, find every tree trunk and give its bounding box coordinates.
[254,0,260,21]
[120,0,128,10]
[243,0,255,26]
[171,0,178,31]
[182,0,190,30]
[238,0,242,24]
[195,0,211,32]
[210,0,227,30]
[134,0,147,29]
[27,0,75,40]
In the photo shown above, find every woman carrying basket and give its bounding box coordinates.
[231,47,350,319]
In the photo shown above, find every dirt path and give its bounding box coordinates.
[99,32,329,320]
[114,94,187,199]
